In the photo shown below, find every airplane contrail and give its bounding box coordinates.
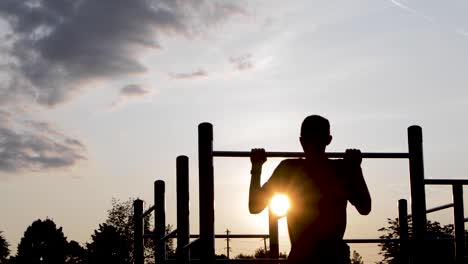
[388,0,434,22]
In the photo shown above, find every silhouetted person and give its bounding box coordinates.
[249,115,371,264]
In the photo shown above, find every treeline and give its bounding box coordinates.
[2,198,466,264]
[0,198,171,264]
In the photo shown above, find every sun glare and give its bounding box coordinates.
[269,194,290,217]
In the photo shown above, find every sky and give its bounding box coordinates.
[1,0,468,262]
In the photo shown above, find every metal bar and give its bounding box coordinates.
[155,180,166,264]
[141,205,155,219]
[183,238,199,250]
[161,233,272,239]
[268,209,279,259]
[453,184,465,264]
[408,125,427,263]
[425,179,468,185]
[408,203,454,217]
[399,199,410,264]
[133,199,144,264]
[212,151,409,159]
[169,259,287,264]
[343,238,401,243]
[161,229,177,242]
[199,122,215,264]
[177,155,190,264]
[425,203,454,214]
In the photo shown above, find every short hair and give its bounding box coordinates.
[300,115,330,138]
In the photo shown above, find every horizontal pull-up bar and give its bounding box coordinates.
[424,179,468,185]
[212,151,410,159]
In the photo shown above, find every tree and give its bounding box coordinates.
[377,218,459,264]
[350,250,364,264]
[65,240,87,264]
[105,198,175,262]
[253,248,287,259]
[0,231,10,263]
[16,219,68,264]
[87,223,130,264]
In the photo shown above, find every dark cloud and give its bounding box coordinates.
[120,84,150,97]
[0,0,244,107]
[170,69,208,80]
[0,112,86,173]
[0,0,243,174]
[229,53,254,71]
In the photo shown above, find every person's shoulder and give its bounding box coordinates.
[279,158,304,167]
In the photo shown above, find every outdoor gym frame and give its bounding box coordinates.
[198,122,427,264]
[134,122,467,264]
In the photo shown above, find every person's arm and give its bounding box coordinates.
[249,148,268,214]
[345,149,371,215]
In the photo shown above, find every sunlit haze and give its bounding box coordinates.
[270,194,291,217]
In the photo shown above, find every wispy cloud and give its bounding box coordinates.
[0,111,86,173]
[170,69,208,80]
[229,54,254,71]
[388,0,433,22]
[110,84,155,108]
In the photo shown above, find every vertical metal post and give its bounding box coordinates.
[133,199,144,264]
[398,199,409,264]
[452,184,465,264]
[155,180,166,264]
[408,125,427,262]
[177,156,190,263]
[199,122,215,264]
[268,209,279,259]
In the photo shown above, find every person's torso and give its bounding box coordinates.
[279,158,351,244]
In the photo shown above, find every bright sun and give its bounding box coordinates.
[269,194,290,217]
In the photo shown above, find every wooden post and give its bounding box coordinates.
[177,156,190,263]
[398,199,409,264]
[453,184,465,264]
[133,199,144,264]
[155,180,166,264]
[269,209,279,259]
[408,126,427,262]
[199,123,215,264]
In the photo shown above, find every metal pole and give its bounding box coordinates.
[452,184,465,264]
[133,199,144,264]
[212,151,409,159]
[199,122,215,264]
[407,125,427,263]
[398,199,409,264]
[155,180,166,264]
[268,209,279,260]
[177,156,190,264]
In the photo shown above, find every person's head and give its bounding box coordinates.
[300,115,332,155]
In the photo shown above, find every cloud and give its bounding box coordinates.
[0,0,244,107]
[0,111,86,173]
[0,0,244,174]
[229,53,254,71]
[120,84,151,97]
[170,69,208,80]
[110,84,154,108]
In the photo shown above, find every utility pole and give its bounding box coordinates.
[263,237,267,253]
[225,229,231,258]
